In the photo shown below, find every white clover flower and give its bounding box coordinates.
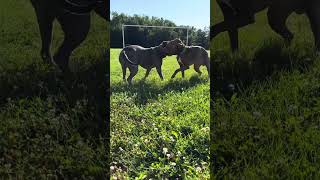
[177,151,181,156]
[201,127,209,132]
[196,167,202,172]
[110,166,115,171]
[201,162,208,165]
[162,147,168,154]
[169,136,174,141]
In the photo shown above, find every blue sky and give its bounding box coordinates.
[110,0,210,30]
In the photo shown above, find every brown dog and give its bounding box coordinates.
[165,38,210,79]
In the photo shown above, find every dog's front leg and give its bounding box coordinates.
[171,66,188,79]
[177,61,185,78]
[32,5,54,64]
[171,68,181,79]
[156,66,164,80]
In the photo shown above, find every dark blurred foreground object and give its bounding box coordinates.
[30,0,109,73]
[211,0,320,52]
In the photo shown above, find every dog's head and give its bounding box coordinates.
[164,38,186,55]
[156,41,170,57]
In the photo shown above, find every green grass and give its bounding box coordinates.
[211,1,320,179]
[0,0,109,179]
[110,49,210,179]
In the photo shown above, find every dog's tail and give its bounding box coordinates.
[122,50,138,66]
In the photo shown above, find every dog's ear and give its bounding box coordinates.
[178,39,185,47]
[175,38,184,45]
[159,41,168,53]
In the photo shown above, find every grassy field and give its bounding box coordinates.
[0,0,109,179]
[211,2,320,179]
[110,49,210,178]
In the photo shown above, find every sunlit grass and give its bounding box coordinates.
[211,1,320,178]
[110,48,210,179]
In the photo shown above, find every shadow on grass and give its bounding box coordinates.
[211,39,316,99]
[0,53,109,139]
[111,75,209,105]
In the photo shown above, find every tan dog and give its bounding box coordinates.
[165,38,210,79]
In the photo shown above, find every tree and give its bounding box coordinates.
[110,12,209,50]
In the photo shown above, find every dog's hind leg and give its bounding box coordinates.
[54,14,90,73]
[156,66,164,80]
[194,64,202,76]
[121,64,127,81]
[228,28,239,51]
[94,1,109,22]
[127,66,138,84]
[267,6,293,44]
[143,68,152,80]
[205,62,210,77]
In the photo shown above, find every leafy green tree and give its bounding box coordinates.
[110,12,209,50]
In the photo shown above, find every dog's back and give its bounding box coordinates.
[119,45,149,65]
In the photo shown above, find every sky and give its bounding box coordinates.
[110,0,210,30]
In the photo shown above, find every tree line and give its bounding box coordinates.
[110,12,210,50]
